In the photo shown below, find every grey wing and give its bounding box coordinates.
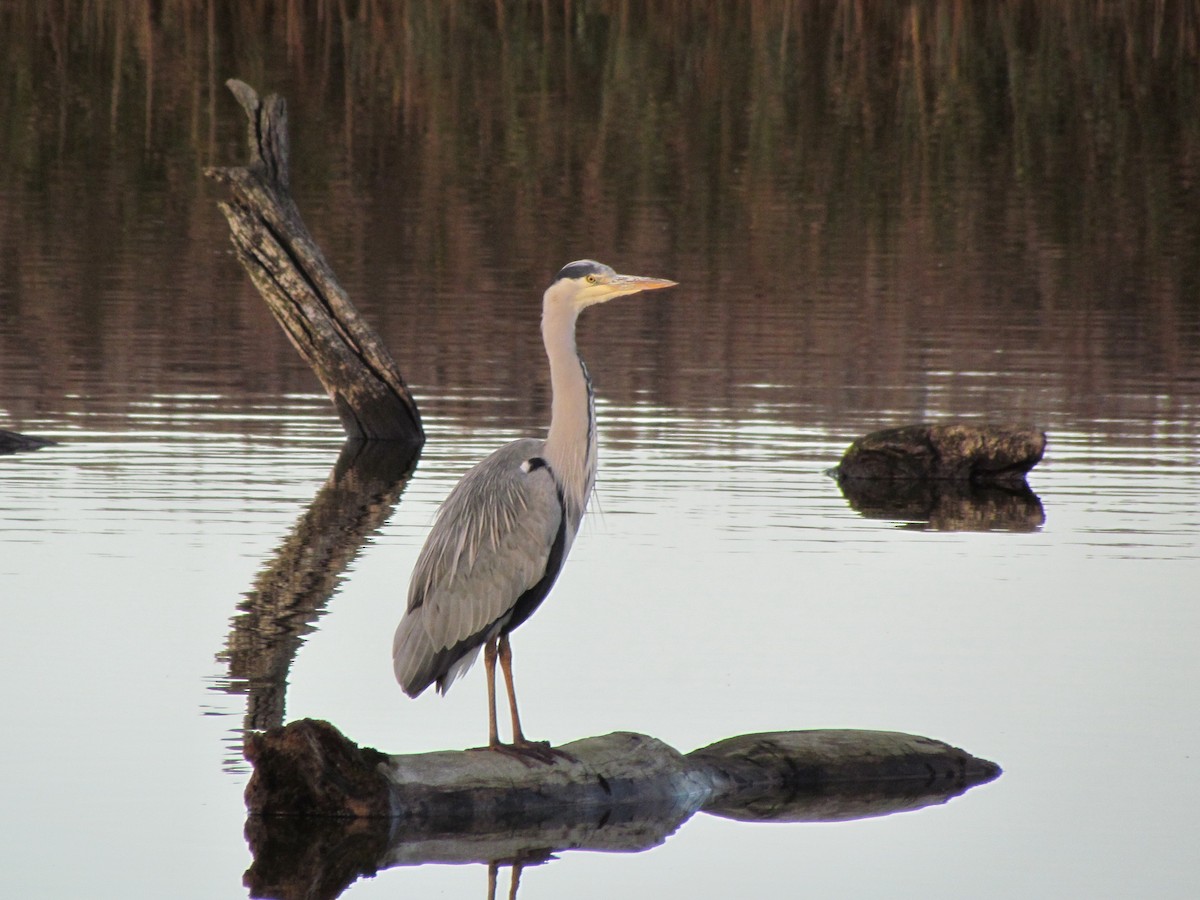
[393,439,565,696]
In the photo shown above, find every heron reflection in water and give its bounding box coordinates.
[393,260,677,760]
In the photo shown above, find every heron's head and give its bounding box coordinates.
[545,260,677,313]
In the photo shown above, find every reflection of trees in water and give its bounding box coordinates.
[214,440,417,751]
[1,2,1197,437]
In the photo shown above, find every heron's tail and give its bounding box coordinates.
[392,614,437,697]
[393,612,483,697]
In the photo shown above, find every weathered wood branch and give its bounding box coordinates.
[205,79,423,444]
[241,719,1000,898]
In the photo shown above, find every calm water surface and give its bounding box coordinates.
[1,5,1199,899]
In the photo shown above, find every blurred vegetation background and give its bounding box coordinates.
[1,1,1197,426]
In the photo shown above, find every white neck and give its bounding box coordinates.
[541,299,596,532]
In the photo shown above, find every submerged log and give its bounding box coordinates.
[242,719,1000,897]
[206,80,423,445]
[0,429,55,454]
[835,423,1045,486]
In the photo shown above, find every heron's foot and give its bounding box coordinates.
[514,738,577,764]
[531,739,580,764]
[486,738,574,766]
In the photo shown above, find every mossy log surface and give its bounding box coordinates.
[206,79,423,444]
[835,422,1046,485]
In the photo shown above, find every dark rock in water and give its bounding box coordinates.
[0,430,55,455]
[835,423,1045,486]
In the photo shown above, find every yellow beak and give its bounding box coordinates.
[604,273,679,297]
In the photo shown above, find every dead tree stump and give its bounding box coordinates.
[206,79,423,444]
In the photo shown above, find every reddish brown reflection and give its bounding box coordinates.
[1,2,1197,449]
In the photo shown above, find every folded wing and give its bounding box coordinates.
[393,439,565,696]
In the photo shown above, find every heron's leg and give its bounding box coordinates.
[484,637,500,749]
[510,862,524,900]
[486,860,524,900]
[494,634,572,764]
[497,632,526,744]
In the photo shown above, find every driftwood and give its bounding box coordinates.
[0,429,54,454]
[835,423,1045,486]
[206,80,423,444]
[242,719,1000,899]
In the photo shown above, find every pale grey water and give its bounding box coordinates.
[2,5,1199,899]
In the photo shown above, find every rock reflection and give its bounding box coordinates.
[214,440,418,742]
[0,429,54,454]
[838,478,1045,532]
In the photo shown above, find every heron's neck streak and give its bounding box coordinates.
[541,302,595,531]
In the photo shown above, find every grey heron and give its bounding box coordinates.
[393,260,676,759]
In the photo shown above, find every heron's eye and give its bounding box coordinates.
[585,274,597,285]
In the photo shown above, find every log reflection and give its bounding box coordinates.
[215,440,418,739]
[838,478,1045,532]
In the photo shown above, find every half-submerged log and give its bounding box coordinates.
[691,730,998,822]
[242,719,1000,898]
[0,429,54,455]
[835,423,1045,486]
[206,80,423,445]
